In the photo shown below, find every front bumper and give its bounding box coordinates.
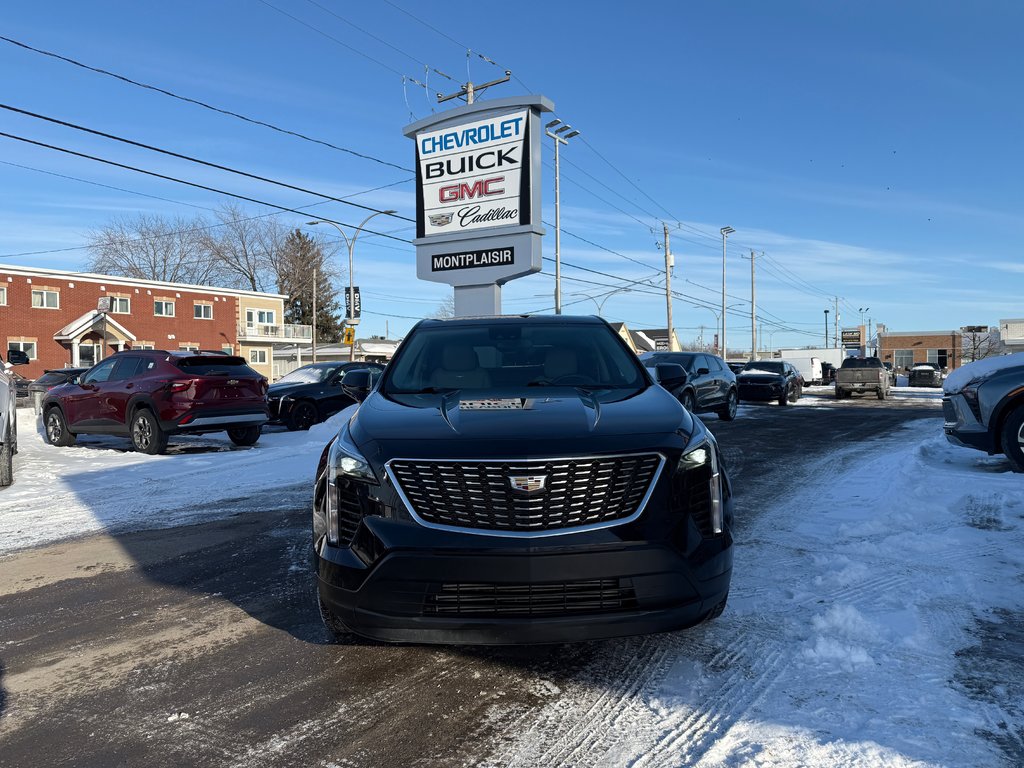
[738,383,782,401]
[316,515,732,645]
[942,394,994,453]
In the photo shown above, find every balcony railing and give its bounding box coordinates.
[238,323,312,340]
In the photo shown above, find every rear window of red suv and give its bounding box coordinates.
[174,356,259,377]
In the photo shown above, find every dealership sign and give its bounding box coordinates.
[404,96,553,316]
[418,111,528,238]
[841,328,863,349]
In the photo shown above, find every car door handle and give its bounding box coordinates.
[125,383,134,389]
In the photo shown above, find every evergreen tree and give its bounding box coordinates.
[277,229,343,343]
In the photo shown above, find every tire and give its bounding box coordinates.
[44,407,76,447]
[999,404,1024,473]
[130,408,167,455]
[778,387,790,407]
[877,387,887,401]
[317,592,359,644]
[680,390,696,412]
[717,389,738,421]
[789,385,801,403]
[0,438,11,487]
[287,401,319,431]
[227,425,261,446]
[702,592,729,623]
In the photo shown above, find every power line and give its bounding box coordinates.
[0,130,414,244]
[379,0,506,72]
[0,35,412,174]
[0,103,414,223]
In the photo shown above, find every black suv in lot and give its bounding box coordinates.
[313,315,734,645]
[268,361,384,430]
[639,351,738,420]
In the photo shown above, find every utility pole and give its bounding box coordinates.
[437,71,512,105]
[311,265,317,364]
[664,223,674,350]
[720,227,734,359]
[750,250,757,360]
[834,297,840,348]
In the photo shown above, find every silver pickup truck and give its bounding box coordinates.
[835,356,890,400]
[1,349,31,487]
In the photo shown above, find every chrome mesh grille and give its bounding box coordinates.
[388,454,662,533]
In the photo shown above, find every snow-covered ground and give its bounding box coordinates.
[0,407,334,554]
[486,405,1024,767]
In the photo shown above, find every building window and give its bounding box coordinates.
[179,344,199,352]
[893,349,914,370]
[154,300,175,317]
[221,344,234,355]
[927,349,949,368]
[246,308,276,325]
[31,289,59,309]
[0,286,6,305]
[194,303,213,320]
[8,340,37,360]
[249,349,268,364]
[108,296,130,314]
[135,342,155,350]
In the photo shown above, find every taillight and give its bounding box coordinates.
[160,379,195,393]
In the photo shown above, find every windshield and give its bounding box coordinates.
[741,361,784,375]
[275,364,340,384]
[384,321,647,397]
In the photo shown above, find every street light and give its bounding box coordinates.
[823,308,830,348]
[693,302,742,354]
[545,119,580,315]
[720,226,734,357]
[308,211,396,362]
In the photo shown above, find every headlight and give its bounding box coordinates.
[678,435,724,535]
[961,384,982,421]
[325,426,376,546]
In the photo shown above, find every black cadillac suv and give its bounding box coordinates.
[312,315,734,645]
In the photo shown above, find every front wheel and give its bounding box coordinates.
[717,390,738,421]
[227,425,261,446]
[778,387,790,407]
[287,401,319,431]
[680,390,696,412]
[130,409,167,455]
[877,387,888,401]
[999,404,1024,473]
[44,408,76,447]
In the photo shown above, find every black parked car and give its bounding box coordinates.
[908,362,943,387]
[313,315,734,645]
[736,360,803,406]
[639,351,738,420]
[27,367,88,404]
[269,362,384,431]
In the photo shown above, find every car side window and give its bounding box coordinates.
[706,355,723,372]
[82,358,118,384]
[109,356,142,381]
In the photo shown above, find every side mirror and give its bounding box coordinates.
[697,367,710,376]
[341,369,374,402]
[6,349,29,366]
[654,363,687,390]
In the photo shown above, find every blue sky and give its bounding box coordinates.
[2,1,1021,350]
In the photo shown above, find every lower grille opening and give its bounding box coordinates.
[424,579,638,617]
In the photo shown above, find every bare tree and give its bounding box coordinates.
[962,327,1004,363]
[86,213,223,285]
[432,294,455,319]
[200,203,292,291]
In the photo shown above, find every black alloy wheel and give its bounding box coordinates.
[287,401,319,431]
[44,408,76,447]
[131,409,167,455]
[227,425,261,446]
[680,390,696,412]
[718,390,738,421]
[999,404,1024,473]
[778,386,790,407]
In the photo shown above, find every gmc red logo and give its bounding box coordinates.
[439,176,505,203]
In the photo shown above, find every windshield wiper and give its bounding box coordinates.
[392,386,456,394]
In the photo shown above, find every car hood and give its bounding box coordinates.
[349,385,692,447]
[737,373,784,384]
[267,382,319,397]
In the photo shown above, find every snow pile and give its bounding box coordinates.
[944,351,1024,393]
[0,407,345,553]
[490,419,1024,767]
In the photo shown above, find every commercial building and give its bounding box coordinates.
[876,330,963,372]
[0,264,306,380]
[998,319,1024,354]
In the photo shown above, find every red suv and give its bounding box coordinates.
[42,350,269,454]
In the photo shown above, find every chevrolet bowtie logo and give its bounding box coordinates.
[508,474,547,494]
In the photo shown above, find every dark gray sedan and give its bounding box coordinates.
[943,354,1024,471]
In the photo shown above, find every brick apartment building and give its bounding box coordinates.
[0,264,303,380]
[876,329,963,372]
